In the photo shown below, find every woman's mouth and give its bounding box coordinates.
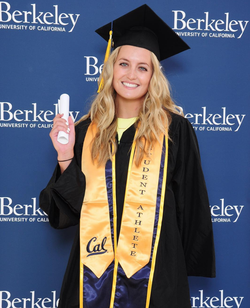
[122,82,138,88]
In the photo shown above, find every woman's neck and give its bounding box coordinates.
[115,97,143,118]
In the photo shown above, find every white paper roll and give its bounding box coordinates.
[57,93,70,144]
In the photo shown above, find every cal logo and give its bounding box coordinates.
[86,236,108,257]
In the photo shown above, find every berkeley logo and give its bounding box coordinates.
[191,290,244,308]
[0,290,59,308]
[84,56,103,82]
[184,107,246,132]
[0,102,80,129]
[0,2,80,32]
[173,10,249,39]
[210,198,244,223]
[0,197,49,223]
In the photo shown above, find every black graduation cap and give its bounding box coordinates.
[95,4,190,61]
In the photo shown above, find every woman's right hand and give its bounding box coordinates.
[49,113,76,173]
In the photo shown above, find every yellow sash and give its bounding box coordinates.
[80,123,114,278]
[80,122,165,278]
[116,137,164,278]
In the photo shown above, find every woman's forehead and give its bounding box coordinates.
[117,45,152,63]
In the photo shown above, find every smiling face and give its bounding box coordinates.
[113,45,153,118]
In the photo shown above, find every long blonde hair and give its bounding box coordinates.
[79,46,183,166]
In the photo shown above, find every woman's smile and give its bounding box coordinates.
[121,82,139,88]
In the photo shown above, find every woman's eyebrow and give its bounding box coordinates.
[118,58,150,67]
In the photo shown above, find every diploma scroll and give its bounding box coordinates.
[57,93,70,144]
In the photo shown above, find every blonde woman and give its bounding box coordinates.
[40,5,215,308]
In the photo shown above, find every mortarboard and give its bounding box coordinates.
[95,4,190,62]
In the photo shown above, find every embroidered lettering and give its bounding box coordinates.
[136,212,143,217]
[130,206,144,256]
[86,236,108,257]
[139,160,151,195]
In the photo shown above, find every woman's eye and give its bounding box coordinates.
[139,66,147,72]
[120,62,128,67]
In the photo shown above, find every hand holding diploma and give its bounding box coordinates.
[50,94,76,173]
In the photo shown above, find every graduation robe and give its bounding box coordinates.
[39,112,215,308]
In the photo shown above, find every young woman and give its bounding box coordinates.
[40,5,215,308]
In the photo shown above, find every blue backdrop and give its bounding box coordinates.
[1,1,249,307]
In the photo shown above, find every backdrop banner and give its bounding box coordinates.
[0,1,249,307]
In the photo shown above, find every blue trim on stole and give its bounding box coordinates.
[82,141,166,308]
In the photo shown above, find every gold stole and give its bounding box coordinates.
[80,122,168,305]
[116,133,165,278]
[80,123,114,278]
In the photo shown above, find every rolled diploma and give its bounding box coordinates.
[57,93,70,144]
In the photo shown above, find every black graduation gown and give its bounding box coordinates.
[39,113,215,308]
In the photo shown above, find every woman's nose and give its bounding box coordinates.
[126,67,136,79]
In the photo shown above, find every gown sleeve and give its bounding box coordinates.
[171,115,216,277]
[39,118,90,229]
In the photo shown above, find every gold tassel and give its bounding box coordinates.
[97,30,113,93]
